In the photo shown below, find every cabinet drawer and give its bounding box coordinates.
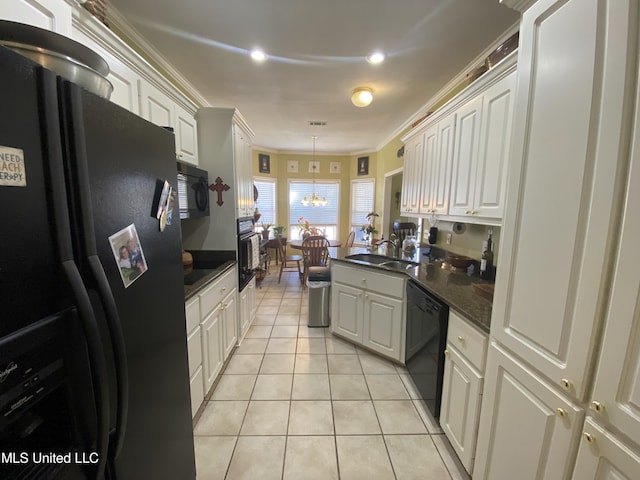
[199,268,236,319]
[189,366,204,418]
[185,297,200,334]
[187,325,202,378]
[447,310,488,372]
[332,263,406,298]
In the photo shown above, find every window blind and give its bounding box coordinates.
[289,180,340,238]
[254,178,276,227]
[350,179,375,242]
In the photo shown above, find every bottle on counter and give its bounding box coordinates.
[480,229,494,280]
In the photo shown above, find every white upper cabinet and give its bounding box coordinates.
[400,131,424,216]
[0,0,71,35]
[588,90,640,443]
[489,0,636,402]
[139,80,174,129]
[419,113,455,216]
[449,96,483,217]
[472,70,515,219]
[174,103,198,165]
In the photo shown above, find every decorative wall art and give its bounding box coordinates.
[259,153,270,174]
[330,162,341,174]
[287,160,298,173]
[357,156,369,176]
[309,161,320,173]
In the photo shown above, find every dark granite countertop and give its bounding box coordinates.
[183,250,237,301]
[330,246,493,333]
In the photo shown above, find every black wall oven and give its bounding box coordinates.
[237,217,258,291]
[405,279,449,419]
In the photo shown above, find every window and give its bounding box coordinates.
[254,177,276,231]
[350,179,375,244]
[289,180,340,240]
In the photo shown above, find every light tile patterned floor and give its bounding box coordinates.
[194,267,469,480]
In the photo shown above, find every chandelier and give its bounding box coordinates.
[301,136,327,207]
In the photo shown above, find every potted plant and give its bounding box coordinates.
[261,222,272,240]
[360,211,379,245]
[298,217,312,239]
[273,225,286,238]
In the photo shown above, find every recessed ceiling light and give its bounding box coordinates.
[367,52,385,64]
[250,49,266,61]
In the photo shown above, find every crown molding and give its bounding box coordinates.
[106,4,211,108]
[376,21,520,151]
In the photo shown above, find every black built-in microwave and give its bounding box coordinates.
[176,161,210,219]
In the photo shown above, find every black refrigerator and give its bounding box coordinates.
[0,45,195,480]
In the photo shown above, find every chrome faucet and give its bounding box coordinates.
[378,234,400,258]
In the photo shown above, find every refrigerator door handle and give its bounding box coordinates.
[63,81,129,460]
[38,67,109,480]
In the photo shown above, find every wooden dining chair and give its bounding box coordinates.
[275,237,302,284]
[345,230,355,248]
[392,221,417,243]
[301,235,330,287]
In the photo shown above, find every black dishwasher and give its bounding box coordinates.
[405,279,449,418]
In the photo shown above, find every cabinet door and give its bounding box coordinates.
[440,346,483,474]
[362,291,403,361]
[473,342,583,480]
[0,0,72,35]
[233,126,249,217]
[431,113,455,215]
[473,70,515,219]
[330,282,363,342]
[238,285,250,342]
[572,418,640,480]
[138,80,174,130]
[449,96,482,217]
[201,304,223,394]
[222,289,238,360]
[175,103,198,165]
[589,104,640,443]
[490,0,636,401]
[400,133,423,216]
[418,124,436,214]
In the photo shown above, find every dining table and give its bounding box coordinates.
[288,239,342,250]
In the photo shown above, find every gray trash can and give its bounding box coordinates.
[307,266,331,327]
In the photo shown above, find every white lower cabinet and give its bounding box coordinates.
[238,277,256,343]
[201,303,224,394]
[362,291,403,360]
[439,311,488,474]
[197,266,238,397]
[330,263,406,362]
[221,289,238,360]
[473,341,584,480]
[331,282,364,343]
[185,296,203,418]
[573,418,640,480]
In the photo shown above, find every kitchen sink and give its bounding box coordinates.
[344,253,392,264]
[380,259,419,269]
[344,253,419,270]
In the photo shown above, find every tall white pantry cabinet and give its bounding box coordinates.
[474,0,640,478]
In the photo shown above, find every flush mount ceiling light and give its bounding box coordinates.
[351,87,374,107]
[250,49,266,61]
[301,136,327,207]
[366,52,385,64]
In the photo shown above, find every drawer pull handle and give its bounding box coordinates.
[457,336,465,343]
[590,401,605,413]
[583,432,595,445]
[560,378,573,391]
[555,408,567,418]
[444,349,450,356]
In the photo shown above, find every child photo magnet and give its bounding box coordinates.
[108,223,149,288]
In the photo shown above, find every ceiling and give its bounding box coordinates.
[107,0,518,154]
